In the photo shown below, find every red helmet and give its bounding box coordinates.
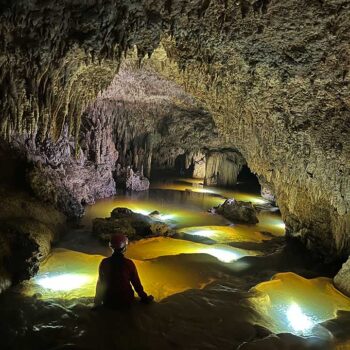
[109,234,129,251]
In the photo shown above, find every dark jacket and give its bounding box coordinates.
[95,252,147,308]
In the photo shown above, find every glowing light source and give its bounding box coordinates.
[254,198,268,205]
[287,303,314,333]
[201,247,239,263]
[252,273,350,336]
[158,213,175,221]
[194,188,215,194]
[133,209,151,216]
[186,229,215,238]
[36,273,91,291]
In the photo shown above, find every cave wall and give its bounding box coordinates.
[0,0,349,258]
[146,1,350,259]
[82,61,222,183]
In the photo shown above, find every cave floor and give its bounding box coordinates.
[1,178,350,350]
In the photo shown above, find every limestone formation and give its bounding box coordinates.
[92,207,173,242]
[214,199,259,225]
[190,152,207,179]
[261,186,275,204]
[83,62,221,183]
[204,151,246,187]
[125,167,150,191]
[0,0,349,259]
[334,257,350,297]
[0,218,54,293]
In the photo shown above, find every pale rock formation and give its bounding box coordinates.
[125,167,150,191]
[84,64,220,183]
[214,199,259,224]
[205,151,246,187]
[334,257,350,297]
[261,186,275,203]
[186,151,207,179]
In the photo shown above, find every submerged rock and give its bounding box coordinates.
[92,207,173,242]
[334,257,350,297]
[213,199,259,224]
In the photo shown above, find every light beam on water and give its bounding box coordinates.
[252,272,350,336]
[287,303,314,333]
[36,273,91,291]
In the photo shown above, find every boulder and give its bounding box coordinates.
[92,207,173,242]
[214,199,259,224]
[0,218,54,293]
[334,257,350,297]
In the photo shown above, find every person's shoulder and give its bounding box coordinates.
[123,257,136,267]
[100,256,111,265]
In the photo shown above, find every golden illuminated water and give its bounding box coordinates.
[23,177,350,343]
[252,272,350,336]
[26,247,223,301]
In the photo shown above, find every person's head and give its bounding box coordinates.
[109,234,129,254]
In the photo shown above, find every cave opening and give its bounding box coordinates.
[237,165,261,192]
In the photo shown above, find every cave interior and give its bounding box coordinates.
[0,1,350,350]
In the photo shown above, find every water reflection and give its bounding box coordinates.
[84,191,229,228]
[26,247,225,301]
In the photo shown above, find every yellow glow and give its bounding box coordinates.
[85,194,285,236]
[24,238,258,301]
[36,274,91,291]
[84,197,228,228]
[151,181,269,205]
[180,225,274,243]
[176,178,204,185]
[277,222,286,229]
[133,209,150,216]
[199,247,239,263]
[185,229,215,238]
[194,188,215,194]
[252,272,350,335]
[126,237,258,262]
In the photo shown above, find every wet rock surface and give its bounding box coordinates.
[0,237,346,350]
[2,0,347,257]
[0,218,54,293]
[92,207,174,242]
[213,199,259,225]
[334,257,350,297]
[0,187,66,293]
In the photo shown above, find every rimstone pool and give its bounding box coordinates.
[16,178,350,349]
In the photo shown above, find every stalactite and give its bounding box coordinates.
[204,151,245,187]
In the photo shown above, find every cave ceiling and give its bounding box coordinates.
[0,0,349,257]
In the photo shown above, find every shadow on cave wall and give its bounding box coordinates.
[0,143,29,191]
